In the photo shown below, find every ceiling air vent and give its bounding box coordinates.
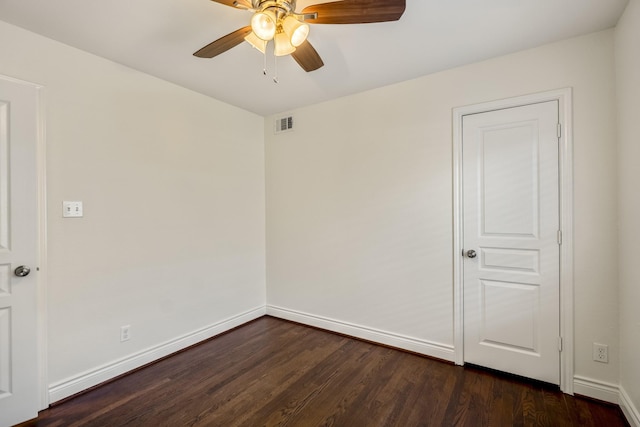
[274,116,294,134]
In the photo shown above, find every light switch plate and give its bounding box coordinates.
[63,201,83,218]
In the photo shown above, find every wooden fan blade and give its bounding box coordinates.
[193,26,252,58]
[291,40,324,72]
[210,0,251,9]
[302,0,405,24]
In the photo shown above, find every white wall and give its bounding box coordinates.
[0,21,266,395]
[615,0,640,422]
[266,30,620,389]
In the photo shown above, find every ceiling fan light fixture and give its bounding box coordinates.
[282,15,309,47]
[251,10,277,40]
[195,0,408,72]
[244,31,267,53]
[274,31,296,56]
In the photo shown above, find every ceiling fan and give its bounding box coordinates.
[193,0,406,72]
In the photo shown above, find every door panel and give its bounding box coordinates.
[480,248,539,273]
[463,101,560,384]
[0,79,39,427]
[481,122,539,237]
[480,279,539,352]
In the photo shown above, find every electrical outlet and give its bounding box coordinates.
[120,325,131,342]
[593,343,608,363]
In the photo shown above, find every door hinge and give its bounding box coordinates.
[558,337,563,352]
[557,230,562,245]
[557,123,562,138]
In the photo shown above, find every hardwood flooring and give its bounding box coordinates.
[19,316,628,427]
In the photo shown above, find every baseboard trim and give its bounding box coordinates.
[573,375,619,404]
[266,305,455,362]
[620,386,640,427]
[48,306,266,404]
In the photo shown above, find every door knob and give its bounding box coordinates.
[14,265,31,277]
[466,250,477,259]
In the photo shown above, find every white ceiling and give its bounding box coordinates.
[0,0,629,116]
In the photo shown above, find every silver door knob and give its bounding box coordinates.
[14,265,31,277]
[466,250,477,259]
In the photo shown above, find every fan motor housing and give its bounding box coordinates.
[254,0,295,15]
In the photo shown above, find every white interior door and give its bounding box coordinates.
[0,78,40,427]
[462,101,560,384]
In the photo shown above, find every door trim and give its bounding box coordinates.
[0,74,49,409]
[452,88,574,394]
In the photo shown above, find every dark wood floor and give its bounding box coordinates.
[19,316,628,427]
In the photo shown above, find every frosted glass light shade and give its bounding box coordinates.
[282,16,309,47]
[251,10,276,41]
[274,31,296,56]
[245,31,267,53]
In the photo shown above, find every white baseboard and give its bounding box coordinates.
[265,305,455,362]
[620,386,640,427]
[573,375,620,404]
[48,306,266,404]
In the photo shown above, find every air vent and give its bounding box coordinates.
[274,116,294,134]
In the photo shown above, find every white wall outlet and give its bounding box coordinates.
[63,201,83,218]
[593,343,608,363]
[120,325,131,342]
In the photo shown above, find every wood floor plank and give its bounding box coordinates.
[487,375,514,426]
[401,358,458,426]
[541,388,570,426]
[241,339,369,426]
[19,317,630,427]
[206,333,351,425]
[294,345,396,426]
[441,368,474,426]
[336,350,418,426]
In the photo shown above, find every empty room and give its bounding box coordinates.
[0,0,638,425]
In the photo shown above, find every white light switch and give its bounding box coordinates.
[63,201,83,218]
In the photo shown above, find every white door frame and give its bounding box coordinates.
[0,74,49,410]
[452,88,574,394]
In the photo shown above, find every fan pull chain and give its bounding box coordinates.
[263,42,268,76]
[273,54,279,84]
